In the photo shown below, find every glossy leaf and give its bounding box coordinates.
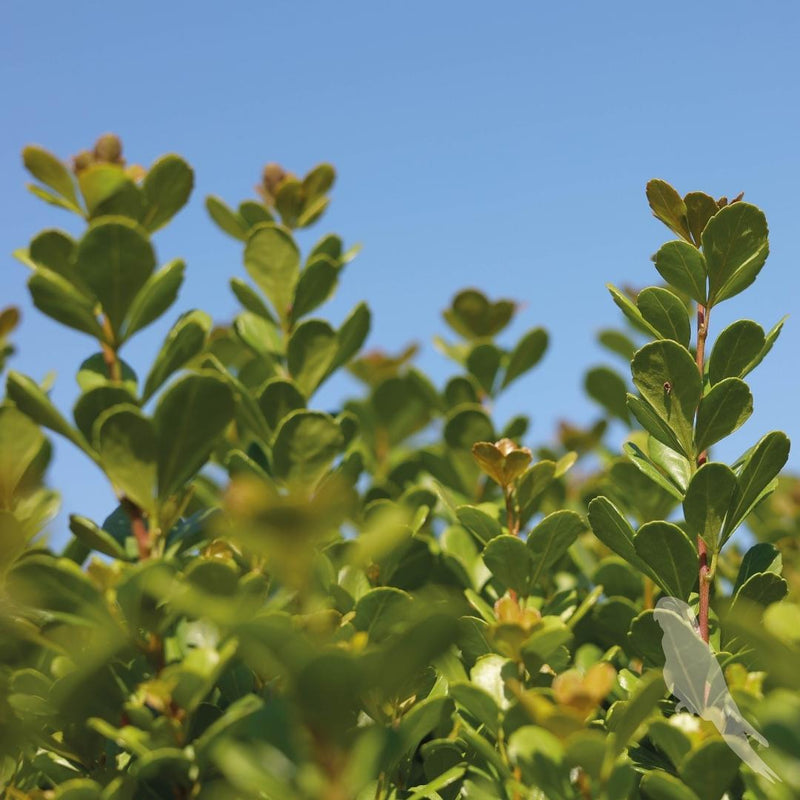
[652,241,707,305]
[694,377,753,453]
[637,287,691,346]
[634,521,697,599]
[683,462,737,554]
[646,179,692,242]
[708,320,765,385]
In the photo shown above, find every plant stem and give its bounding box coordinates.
[121,497,150,559]
[504,486,519,536]
[695,302,711,642]
[100,317,121,382]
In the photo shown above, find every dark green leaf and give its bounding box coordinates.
[633,521,697,599]
[702,203,769,305]
[684,191,719,246]
[154,372,235,500]
[607,284,660,337]
[29,229,78,281]
[73,385,137,441]
[694,377,752,453]
[640,770,701,800]
[610,668,666,756]
[206,195,247,240]
[290,255,338,323]
[622,441,684,500]
[456,505,503,545]
[483,535,534,595]
[123,259,186,341]
[527,510,585,586]
[588,497,658,581]
[631,340,701,458]
[0,406,45,507]
[76,353,137,395]
[27,267,105,340]
[646,180,692,241]
[678,739,740,800]
[683,463,737,554]
[272,410,343,487]
[78,165,144,220]
[652,241,707,304]
[230,278,276,322]
[257,378,306,431]
[708,320,765,385]
[444,405,494,450]
[466,343,501,393]
[68,514,130,561]
[732,571,788,609]
[332,302,371,371]
[733,543,782,595]
[287,319,338,396]
[637,287,691,347]
[597,328,637,360]
[443,289,515,339]
[742,315,785,377]
[585,366,629,422]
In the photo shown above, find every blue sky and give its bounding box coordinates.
[3,2,800,540]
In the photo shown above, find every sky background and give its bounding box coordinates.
[2,2,799,543]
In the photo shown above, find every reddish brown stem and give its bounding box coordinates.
[504,486,519,536]
[695,303,711,642]
[122,497,150,560]
[100,317,121,383]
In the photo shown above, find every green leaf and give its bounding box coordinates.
[332,301,371,371]
[585,366,629,422]
[622,441,684,500]
[303,163,336,200]
[678,739,740,800]
[502,327,548,388]
[627,395,685,457]
[610,668,666,756]
[443,289,515,339]
[77,353,138,395]
[141,155,194,232]
[703,202,769,305]
[527,510,585,586]
[22,145,80,208]
[637,287,691,347]
[29,229,78,281]
[122,259,186,341]
[450,681,501,734]
[733,543,782,595]
[631,340,701,458]
[646,180,692,241]
[142,310,211,402]
[95,405,157,513]
[587,497,658,581]
[694,377,753,453]
[743,315,786,377]
[633,521,697,599]
[205,195,247,240]
[684,191,719,245]
[466,343,502,393]
[652,241,707,305]
[722,432,790,543]
[154,372,235,500]
[290,255,338,323]
[238,201,274,229]
[78,164,143,220]
[68,514,130,560]
[0,406,46,507]
[230,278,276,323]
[272,410,343,487]
[27,267,105,340]
[7,371,94,457]
[732,571,788,609]
[483,535,534,595]
[598,328,637,360]
[640,770,701,800]
[607,284,660,337]
[244,223,300,322]
[257,378,306,431]
[444,405,494,450]
[708,320,765,385]
[76,218,156,335]
[373,372,436,446]
[287,320,338,396]
[73,385,137,441]
[457,504,503,545]
[683,463,737,554]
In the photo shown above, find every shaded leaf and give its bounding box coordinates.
[694,377,753,453]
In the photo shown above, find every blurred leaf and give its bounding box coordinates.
[466,342,502,394]
[123,259,186,341]
[257,378,305,431]
[73,384,137,441]
[287,319,338,395]
[646,180,692,242]
[609,669,666,756]
[0,405,45,507]
[154,371,235,500]
[502,327,548,389]
[527,510,585,585]
[77,352,138,395]
[206,195,248,240]
[444,405,494,450]
[27,267,105,340]
[640,770,701,800]
[678,738,740,800]
[733,543,782,595]
[142,154,194,231]
[244,223,300,322]
[443,289,515,339]
[586,366,630,422]
[22,145,80,209]
[272,410,343,487]
[68,514,130,561]
[291,254,338,322]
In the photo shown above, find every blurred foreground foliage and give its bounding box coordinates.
[1,138,798,799]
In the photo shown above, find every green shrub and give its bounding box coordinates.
[1,136,798,799]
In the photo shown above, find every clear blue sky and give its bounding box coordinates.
[3,2,799,541]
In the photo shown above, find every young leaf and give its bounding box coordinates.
[631,340,701,458]
[652,241,707,305]
[22,145,80,209]
[502,327,548,389]
[76,218,156,335]
[646,180,692,242]
[78,164,143,220]
[683,463,737,554]
[607,284,660,337]
[271,410,344,487]
[703,203,769,305]
[708,320,765,385]
[244,223,300,322]
[154,372,235,500]
[95,405,157,513]
[694,377,753,453]
[122,259,186,341]
[141,155,194,232]
[142,310,211,402]
[636,287,691,347]
[622,441,683,500]
[742,315,786,377]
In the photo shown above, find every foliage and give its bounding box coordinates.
[1,136,799,800]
